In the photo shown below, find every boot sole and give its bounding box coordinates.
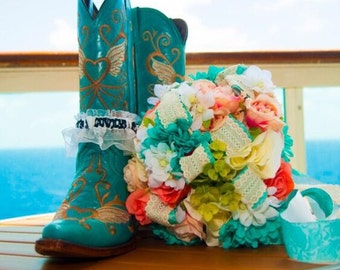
[35,238,136,258]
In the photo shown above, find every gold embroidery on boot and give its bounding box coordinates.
[78,24,90,51]
[53,153,131,235]
[79,9,128,111]
[142,30,185,95]
[107,41,126,77]
[99,9,126,46]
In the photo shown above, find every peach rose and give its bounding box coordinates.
[193,80,242,114]
[125,189,152,225]
[264,160,294,200]
[192,79,243,131]
[210,86,243,130]
[245,93,284,132]
[192,79,216,93]
[123,157,148,192]
[168,214,205,243]
[212,86,243,114]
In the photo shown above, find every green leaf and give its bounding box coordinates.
[249,127,262,139]
[143,117,155,127]
[202,119,211,129]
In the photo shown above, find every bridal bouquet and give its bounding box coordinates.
[124,65,295,249]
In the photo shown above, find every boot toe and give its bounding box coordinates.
[42,219,133,248]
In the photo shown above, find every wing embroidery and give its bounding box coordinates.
[151,58,176,85]
[96,206,130,224]
[79,49,85,79]
[53,202,70,220]
[106,39,126,77]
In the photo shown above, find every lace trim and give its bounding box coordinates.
[180,143,214,183]
[211,115,252,156]
[63,109,140,156]
[216,65,255,98]
[156,91,190,128]
[233,167,267,209]
[145,195,174,226]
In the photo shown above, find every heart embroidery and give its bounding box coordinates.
[83,57,110,85]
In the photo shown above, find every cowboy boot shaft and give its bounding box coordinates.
[78,0,136,113]
[132,7,187,116]
[69,143,130,209]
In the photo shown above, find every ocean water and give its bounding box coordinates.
[305,140,340,184]
[0,148,75,220]
[0,141,339,220]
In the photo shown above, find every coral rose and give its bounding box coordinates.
[150,183,191,207]
[264,160,294,200]
[126,189,152,225]
[246,93,284,132]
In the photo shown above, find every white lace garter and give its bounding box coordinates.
[62,109,140,156]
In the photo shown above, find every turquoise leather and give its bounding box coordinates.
[39,0,187,252]
[78,0,135,113]
[281,188,340,264]
[42,0,135,249]
[42,143,133,247]
[132,7,187,116]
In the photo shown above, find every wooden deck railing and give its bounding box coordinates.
[1,50,340,172]
[1,50,340,67]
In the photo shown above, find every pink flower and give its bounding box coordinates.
[210,86,243,130]
[150,183,191,207]
[212,85,243,114]
[126,189,152,225]
[264,160,294,200]
[192,79,216,93]
[192,79,243,131]
[168,213,205,243]
[245,93,284,132]
[193,80,242,114]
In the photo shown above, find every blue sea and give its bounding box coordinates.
[1,141,340,220]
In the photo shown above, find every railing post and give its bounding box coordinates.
[284,87,306,173]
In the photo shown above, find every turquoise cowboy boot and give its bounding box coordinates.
[35,0,188,258]
[35,0,137,257]
[132,7,188,115]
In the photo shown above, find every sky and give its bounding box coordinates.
[1,0,340,148]
[1,0,340,52]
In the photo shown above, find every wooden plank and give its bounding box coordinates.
[0,232,41,244]
[1,51,340,68]
[0,214,329,270]
[0,214,53,227]
[0,226,42,234]
[0,254,123,270]
[0,255,49,270]
[0,241,322,270]
[0,242,41,257]
[112,238,319,270]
